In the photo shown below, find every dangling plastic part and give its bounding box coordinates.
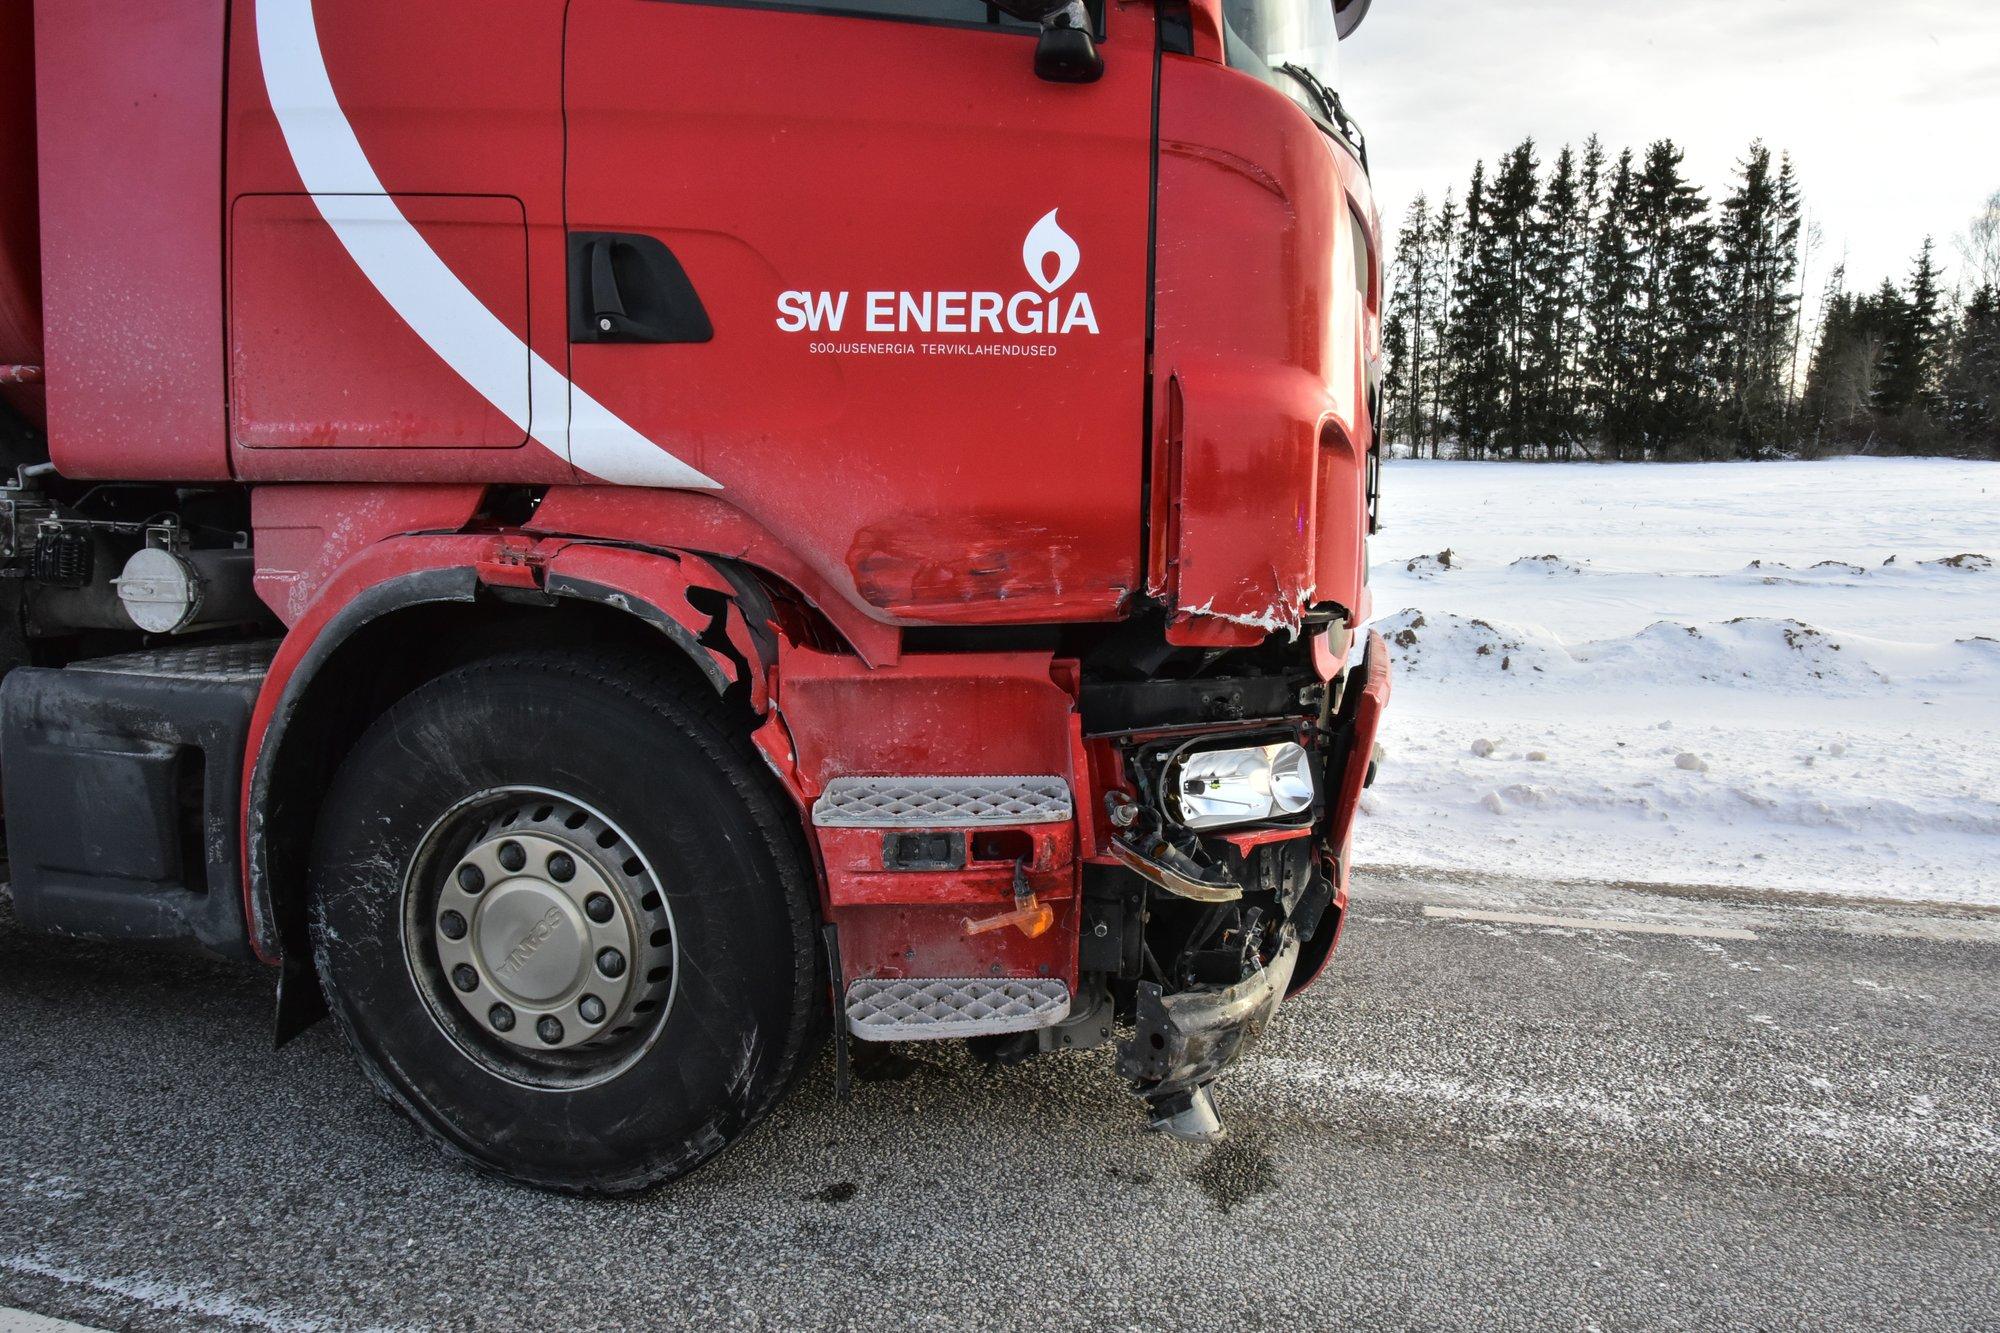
[964,856,1056,938]
[964,895,1056,939]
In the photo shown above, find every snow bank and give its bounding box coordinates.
[1360,459,2000,905]
[1378,608,2000,696]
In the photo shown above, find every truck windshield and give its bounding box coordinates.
[1221,0,1342,127]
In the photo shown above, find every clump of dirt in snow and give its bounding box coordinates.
[1510,554,1588,576]
[1923,552,1992,572]
[1376,608,1556,679]
[1403,549,1458,578]
[1743,558,1876,584]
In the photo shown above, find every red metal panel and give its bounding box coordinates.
[230,194,530,450]
[562,0,1155,624]
[542,542,767,710]
[36,1,230,478]
[1152,55,1380,637]
[528,486,904,668]
[820,829,1071,907]
[0,0,41,427]
[774,646,1083,986]
[837,901,1081,991]
[250,484,486,623]
[225,0,574,484]
[776,648,1077,795]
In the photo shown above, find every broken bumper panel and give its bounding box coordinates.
[1116,930,1301,1130]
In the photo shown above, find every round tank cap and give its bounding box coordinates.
[116,547,200,634]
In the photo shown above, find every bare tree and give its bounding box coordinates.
[1959,187,2000,292]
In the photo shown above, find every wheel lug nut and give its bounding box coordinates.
[497,841,526,872]
[585,893,614,923]
[596,948,626,978]
[451,964,479,992]
[488,1004,516,1032]
[457,864,485,894]
[578,994,606,1024]
[438,910,467,940]
[536,1016,564,1045]
[548,852,577,883]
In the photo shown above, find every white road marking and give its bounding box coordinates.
[0,1308,105,1333]
[1423,905,1758,940]
[0,1255,316,1332]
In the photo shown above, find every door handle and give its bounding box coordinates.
[567,232,713,344]
[586,238,632,335]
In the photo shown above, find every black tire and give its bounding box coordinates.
[307,646,822,1192]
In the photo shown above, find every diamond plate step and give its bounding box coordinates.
[845,976,1071,1041]
[812,775,1072,829]
[66,640,278,686]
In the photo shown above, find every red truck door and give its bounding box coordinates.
[563,0,1157,625]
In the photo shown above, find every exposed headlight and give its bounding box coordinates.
[1171,741,1316,831]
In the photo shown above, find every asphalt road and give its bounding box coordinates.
[2,870,1996,1331]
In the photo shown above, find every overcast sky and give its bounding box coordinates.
[1342,0,2000,292]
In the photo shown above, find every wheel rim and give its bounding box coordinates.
[402,788,675,1088]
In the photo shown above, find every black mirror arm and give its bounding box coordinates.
[1033,0,1103,83]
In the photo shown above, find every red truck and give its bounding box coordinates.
[0,0,1387,1191]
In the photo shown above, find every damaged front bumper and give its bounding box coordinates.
[1093,630,1390,1138]
[1116,929,1300,1139]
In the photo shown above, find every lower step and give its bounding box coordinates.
[845,976,1071,1041]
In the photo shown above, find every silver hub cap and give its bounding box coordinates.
[419,795,672,1056]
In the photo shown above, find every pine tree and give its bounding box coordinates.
[1528,144,1591,455]
[1804,271,1906,447]
[1382,195,1434,450]
[1424,191,1459,457]
[1716,143,1804,452]
[1940,283,1999,451]
[1585,149,1642,458]
[1447,162,1505,456]
[1484,140,1542,456]
[1875,237,1942,416]
[1627,140,1718,453]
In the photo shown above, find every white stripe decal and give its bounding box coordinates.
[253,0,719,489]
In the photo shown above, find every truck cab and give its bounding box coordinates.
[0,0,1386,1189]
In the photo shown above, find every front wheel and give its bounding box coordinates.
[308,647,822,1193]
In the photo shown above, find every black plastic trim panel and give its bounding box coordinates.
[0,658,263,960]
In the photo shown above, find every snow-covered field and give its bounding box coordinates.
[1359,458,2000,906]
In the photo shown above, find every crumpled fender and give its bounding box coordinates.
[1291,627,1390,995]
[543,543,776,713]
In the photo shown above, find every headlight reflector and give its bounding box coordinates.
[1172,741,1316,831]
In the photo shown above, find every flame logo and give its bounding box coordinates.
[1022,209,1081,294]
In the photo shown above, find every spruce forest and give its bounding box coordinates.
[1382,138,2000,460]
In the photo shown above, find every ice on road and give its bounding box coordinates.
[1362,457,2000,905]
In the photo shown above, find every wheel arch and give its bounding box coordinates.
[246,538,792,1015]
